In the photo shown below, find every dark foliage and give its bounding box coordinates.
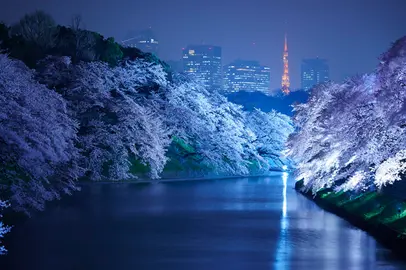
[0,12,166,69]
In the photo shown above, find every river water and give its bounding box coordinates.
[1,173,406,270]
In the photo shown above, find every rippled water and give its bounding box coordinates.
[1,173,406,270]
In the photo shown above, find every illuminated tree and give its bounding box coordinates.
[0,54,81,213]
[66,60,171,180]
[247,109,294,158]
[0,200,11,255]
[162,76,269,174]
[288,37,406,192]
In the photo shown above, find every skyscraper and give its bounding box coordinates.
[301,58,330,91]
[281,34,290,95]
[224,60,270,94]
[182,45,222,91]
[121,28,159,55]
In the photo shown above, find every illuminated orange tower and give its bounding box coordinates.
[281,34,290,95]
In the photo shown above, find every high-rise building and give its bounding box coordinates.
[224,60,271,94]
[182,45,222,91]
[121,28,159,55]
[281,34,290,95]
[301,58,330,91]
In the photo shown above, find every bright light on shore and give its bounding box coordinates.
[282,165,288,171]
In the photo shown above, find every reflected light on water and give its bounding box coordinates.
[348,228,363,266]
[282,172,288,218]
[4,175,406,270]
[275,172,290,269]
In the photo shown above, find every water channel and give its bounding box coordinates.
[1,173,405,269]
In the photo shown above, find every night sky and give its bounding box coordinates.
[1,0,405,89]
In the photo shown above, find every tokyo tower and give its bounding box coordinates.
[281,34,290,95]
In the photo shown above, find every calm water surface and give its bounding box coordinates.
[1,173,406,270]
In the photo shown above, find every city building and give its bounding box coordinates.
[281,34,290,95]
[223,60,271,94]
[182,45,222,91]
[121,28,159,55]
[301,58,330,91]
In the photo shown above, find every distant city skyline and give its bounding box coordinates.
[1,0,405,89]
[126,30,322,93]
[122,28,159,55]
[301,58,330,91]
[224,60,271,94]
[182,45,223,91]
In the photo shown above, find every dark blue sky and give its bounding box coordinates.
[1,0,405,89]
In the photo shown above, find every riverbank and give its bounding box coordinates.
[79,170,286,185]
[295,180,406,256]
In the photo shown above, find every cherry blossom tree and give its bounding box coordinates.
[65,60,172,180]
[0,54,81,253]
[288,37,406,193]
[247,109,294,159]
[0,54,81,214]
[162,76,270,175]
[36,55,293,180]
[0,200,11,255]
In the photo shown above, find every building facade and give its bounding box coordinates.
[301,58,330,91]
[223,60,271,94]
[122,28,159,55]
[182,45,222,91]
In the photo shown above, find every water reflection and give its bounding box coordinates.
[1,175,406,270]
[282,172,288,218]
[275,172,290,270]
